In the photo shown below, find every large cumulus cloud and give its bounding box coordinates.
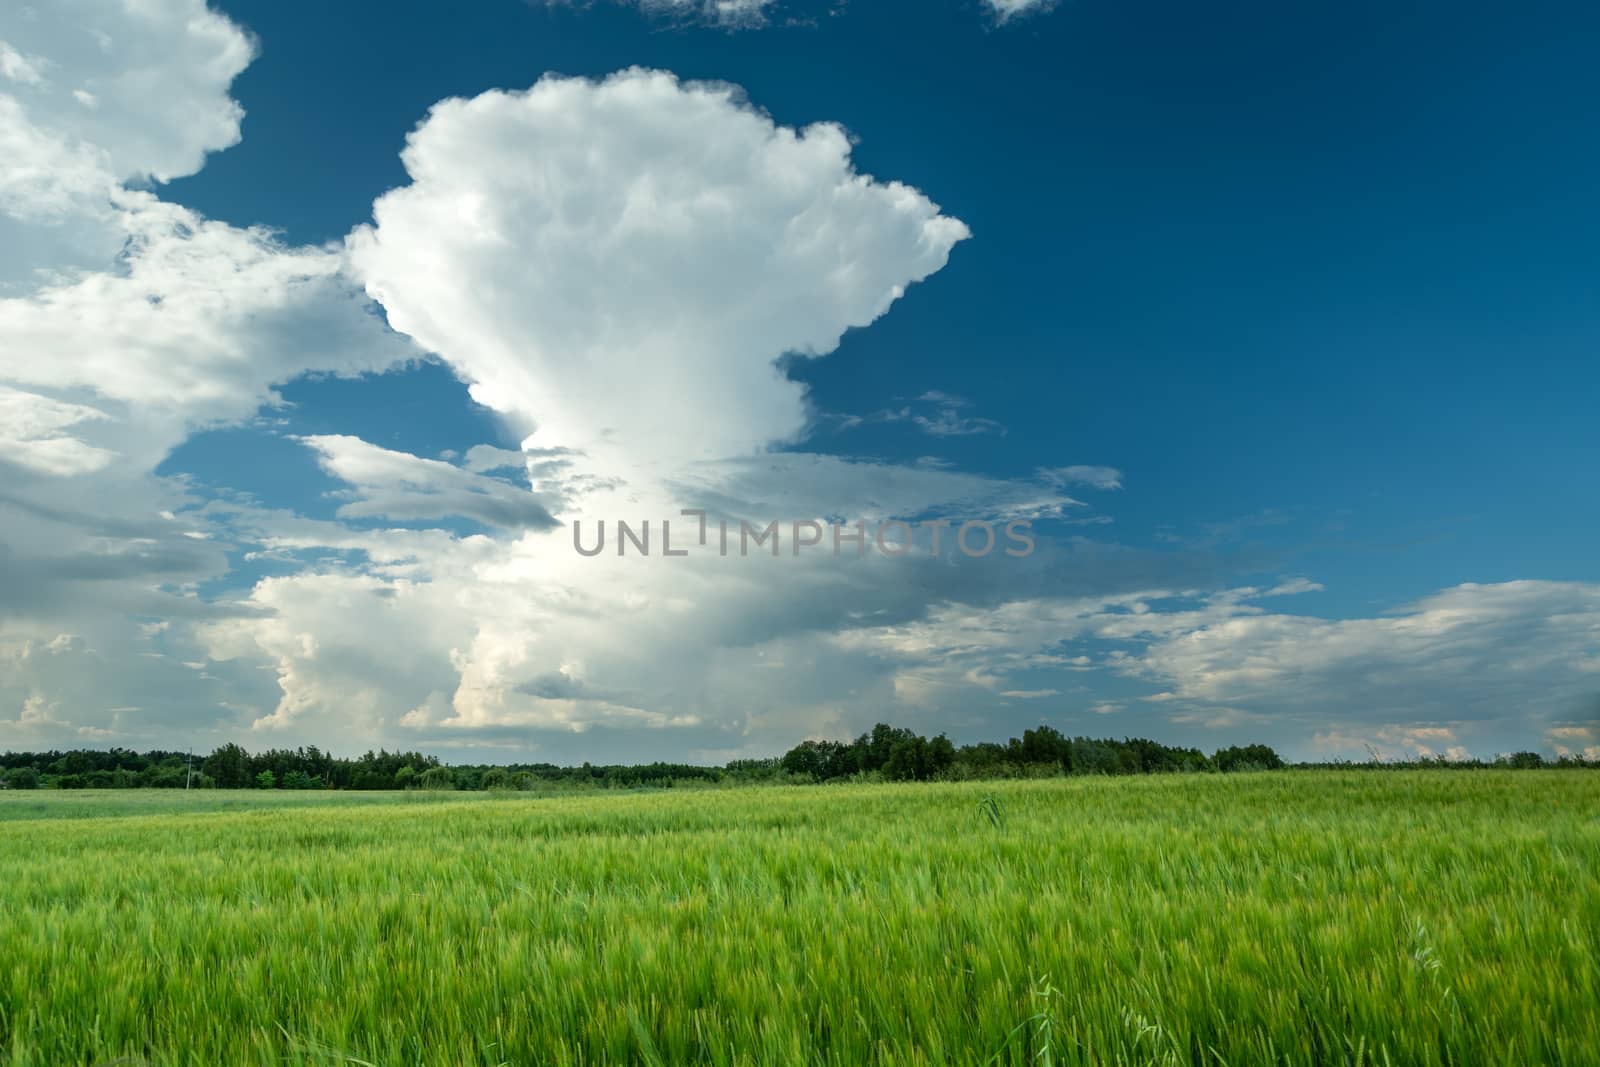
[348,69,970,474]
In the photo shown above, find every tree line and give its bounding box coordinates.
[0,743,738,792]
[775,724,1287,781]
[0,727,1583,791]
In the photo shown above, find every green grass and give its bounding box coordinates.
[1,772,1596,1065]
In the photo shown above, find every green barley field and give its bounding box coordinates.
[2,772,1597,1066]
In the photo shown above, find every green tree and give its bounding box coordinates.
[255,770,276,789]
[395,766,417,790]
[858,723,919,773]
[5,767,39,790]
[884,736,928,781]
[1017,726,1068,768]
[1213,744,1285,772]
[419,766,455,790]
[481,768,511,790]
[203,743,252,789]
[780,740,826,779]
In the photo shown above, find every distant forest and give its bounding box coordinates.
[0,724,1582,791]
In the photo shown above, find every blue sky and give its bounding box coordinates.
[2,0,1598,764]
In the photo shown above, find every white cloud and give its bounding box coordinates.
[0,41,47,87]
[1122,581,1600,721]
[827,579,1600,758]
[199,453,1085,748]
[301,435,559,531]
[1039,465,1122,490]
[0,0,254,288]
[0,205,415,658]
[0,6,410,474]
[1312,725,1476,762]
[1544,725,1600,762]
[547,0,1056,29]
[827,391,1009,439]
[348,68,969,477]
[911,391,1006,437]
[1262,577,1324,597]
[0,199,414,471]
[636,0,776,28]
[668,452,1080,524]
[461,444,530,474]
[543,0,776,29]
[0,1,422,751]
[201,570,473,736]
[985,0,1059,21]
[0,0,252,188]
[0,384,115,475]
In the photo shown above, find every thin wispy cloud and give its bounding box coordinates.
[1038,465,1123,490]
[825,391,1007,439]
